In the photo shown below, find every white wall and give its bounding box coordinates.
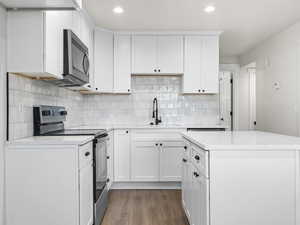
[0,5,6,225]
[240,21,300,136]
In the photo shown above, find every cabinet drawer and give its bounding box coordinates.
[190,145,208,177]
[79,141,93,169]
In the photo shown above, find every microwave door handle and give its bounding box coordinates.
[82,54,89,74]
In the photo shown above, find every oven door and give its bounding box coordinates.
[93,136,108,203]
[63,29,89,85]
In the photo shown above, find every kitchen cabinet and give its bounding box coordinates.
[79,161,94,225]
[7,10,93,80]
[190,167,209,225]
[107,130,114,190]
[132,35,157,74]
[130,130,185,182]
[114,34,132,93]
[183,35,219,94]
[114,129,131,181]
[0,0,82,9]
[94,29,114,92]
[132,35,183,74]
[131,141,160,181]
[157,36,184,74]
[182,134,298,225]
[6,140,94,225]
[159,141,182,181]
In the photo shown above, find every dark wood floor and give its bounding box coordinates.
[101,190,189,225]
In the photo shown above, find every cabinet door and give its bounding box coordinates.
[72,11,82,39]
[114,35,132,93]
[202,36,219,93]
[131,141,160,181]
[160,142,182,181]
[182,158,192,222]
[44,11,73,77]
[191,169,209,225]
[157,36,183,74]
[114,130,131,181]
[183,35,219,94]
[183,36,203,94]
[132,35,157,74]
[80,163,94,225]
[107,131,114,190]
[94,29,114,92]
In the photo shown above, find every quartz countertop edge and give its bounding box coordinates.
[7,135,94,146]
[182,131,300,151]
[70,124,228,130]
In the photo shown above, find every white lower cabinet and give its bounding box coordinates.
[79,161,94,225]
[114,129,131,181]
[6,141,94,225]
[159,141,182,181]
[112,129,184,184]
[182,138,298,225]
[131,141,160,181]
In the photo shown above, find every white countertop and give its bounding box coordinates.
[182,131,300,150]
[71,124,227,130]
[8,135,94,146]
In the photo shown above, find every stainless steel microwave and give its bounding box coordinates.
[53,29,90,87]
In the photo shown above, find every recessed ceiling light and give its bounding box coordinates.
[113,6,124,14]
[204,5,216,13]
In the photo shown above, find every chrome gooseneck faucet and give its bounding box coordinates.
[152,97,162,125]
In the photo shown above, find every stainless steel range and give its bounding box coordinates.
[33,105,108,225]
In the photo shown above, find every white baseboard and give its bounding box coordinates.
[111,182,181,190]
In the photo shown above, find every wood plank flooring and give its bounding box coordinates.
[100,190,189,225]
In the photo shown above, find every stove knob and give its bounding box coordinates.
[60,111,67,116]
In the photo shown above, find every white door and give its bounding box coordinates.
[202,36,219,94]
[114,130,131,181]
[160,142,182,181]
[94,29,114,92]
[79,163,94,225]
[114,34,131,93]
[219,71,233,130]
[131,141,160,181]
[249,68,256,130]
[183,36,203,94]
[132,35,157,74]
[157,36,183,74]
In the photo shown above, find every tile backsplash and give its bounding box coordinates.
[8,75,84,140]
[84,76,220,126]
[8,74,220,140]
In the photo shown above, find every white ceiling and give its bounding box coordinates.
[84,0,300,57]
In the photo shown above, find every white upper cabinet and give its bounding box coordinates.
[7,10,93,80]
[114,34,132,93]
[183,35,219,94]
[132,35,157,74]
[0,0,82,9]
[94,29,114,92]
[132,35,184,74]
[157,36,184,74]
